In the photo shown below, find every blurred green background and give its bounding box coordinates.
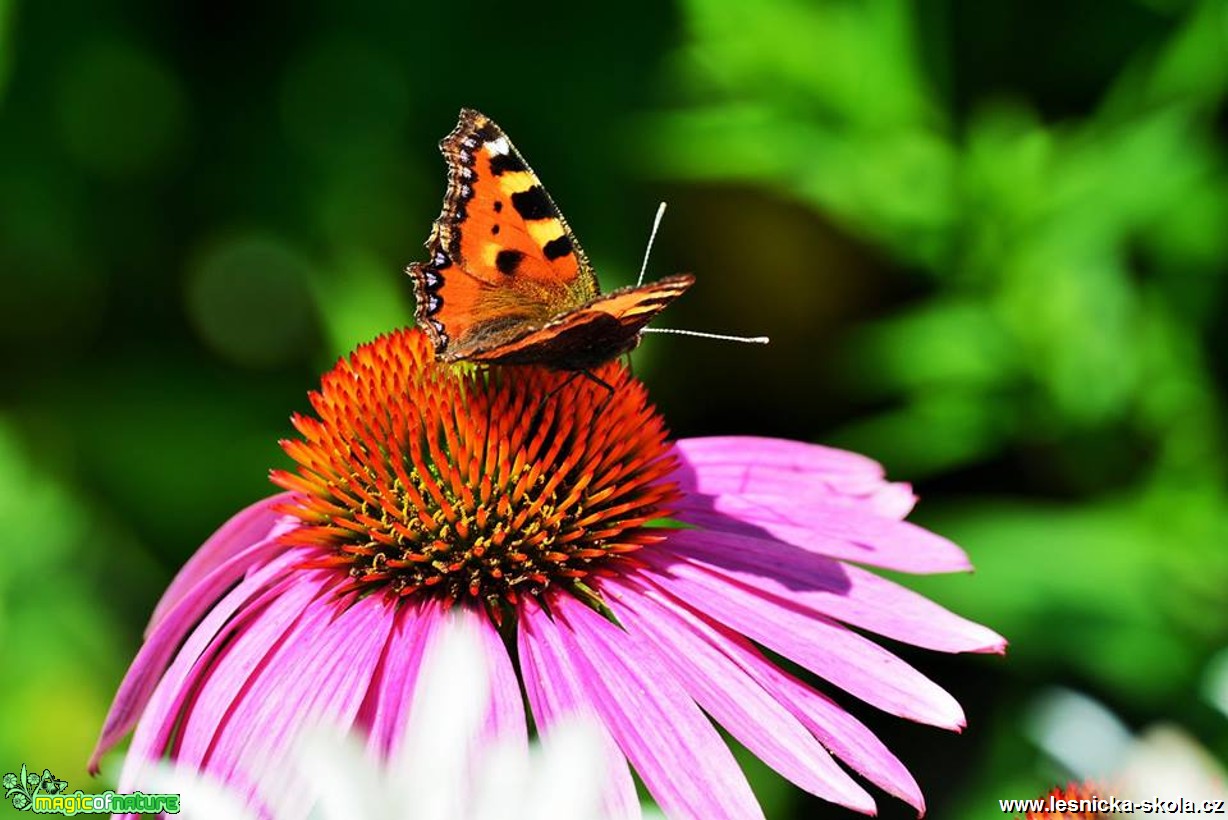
[2,0,1226,817]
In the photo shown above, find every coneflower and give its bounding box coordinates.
[93,327,1005,818]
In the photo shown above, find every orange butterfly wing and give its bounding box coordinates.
[408,109,600,362]
[408,109,693,370]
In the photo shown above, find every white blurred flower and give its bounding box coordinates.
[1027,687,1227,818]
[1116,726,1227,814]
[146,615,614,819]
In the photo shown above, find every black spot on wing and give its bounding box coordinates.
[511,186,555,221]
[489,152,527,176]
[474,122,502,143]
[543,235,573,260]
[493,200,503,213]
[495,249,524,275]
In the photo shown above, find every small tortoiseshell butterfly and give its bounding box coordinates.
[408,109,695,371]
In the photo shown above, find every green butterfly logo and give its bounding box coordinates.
[3,765,67,812]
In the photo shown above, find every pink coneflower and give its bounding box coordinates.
[93,327,1004,818]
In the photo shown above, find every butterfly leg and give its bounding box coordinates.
[576,369,616,417]
[526,369,615,433]
[527,370,583,435]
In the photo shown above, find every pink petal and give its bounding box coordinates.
[204,590,396,797]
[519,598,640,820]
[757,657,926,813]
[641,555,967,729]
[359,598,443,757]
[170,573,344,772]
[674,492,971,574]
[93,545,316,774]
[602,575,877,815]
[550,593,765,820]
[614,573,927,813]
[115,557,327,788]
[672,436,916,514]
[456,606,527,750]
[675,436,887,481]
[92,515,304,772]
[664,529,1006,653]
[862,481,918,519]
[146,493,299,636]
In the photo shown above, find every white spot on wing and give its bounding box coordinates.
[487,136,510,156]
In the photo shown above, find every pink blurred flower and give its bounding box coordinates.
[93,327,1004,819]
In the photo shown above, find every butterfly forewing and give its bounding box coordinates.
[411,109,598,360]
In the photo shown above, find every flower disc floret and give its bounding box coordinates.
[271,328,679,614]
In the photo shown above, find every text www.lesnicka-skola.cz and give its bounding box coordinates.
[999,795,1227,814]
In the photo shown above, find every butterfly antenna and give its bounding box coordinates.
[636,202,668,287]
[640,328,770,344]
[637,201,770,346]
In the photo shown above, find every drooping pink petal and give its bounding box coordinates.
[602,575,878,815]
[92,517,304,773]
[357,598,440,758]
[146,493,299,636]
[387,607,498,820]
[674,492,971,574]
[614,572,927,813]
[640,555,967,729]
[549,593,766,820]
[204,590,396,807]
[170,572,347,773]
[114,556,327,788]
[519,598,640,820]
[757,657,927,814]
[455,605,527,751]
[93,545,318,774]
[661,529,1006,653]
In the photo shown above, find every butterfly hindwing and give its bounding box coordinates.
[470,274,696,369]
[410,109,599,361]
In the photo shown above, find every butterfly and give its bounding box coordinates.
[407,109,695,371]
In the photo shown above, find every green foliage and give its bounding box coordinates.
[0,422,132,788]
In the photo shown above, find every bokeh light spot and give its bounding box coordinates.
[186,235,318,368]
[54,40,187,177]
[279,37,410,162]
